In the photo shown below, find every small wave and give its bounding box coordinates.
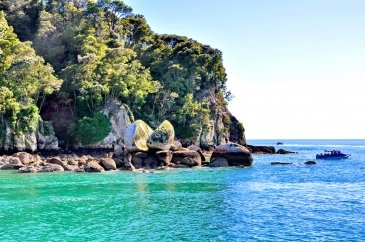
[50,197,97,203]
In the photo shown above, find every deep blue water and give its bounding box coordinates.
[0,139,365,241]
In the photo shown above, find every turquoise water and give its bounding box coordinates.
[1,140,365,241]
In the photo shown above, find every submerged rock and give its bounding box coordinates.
[124,120,153,152]
[271,162,293,165]
[147,120,175,151]
[304,161,317,165]
[211,143,253,166]
[277,149,297,154]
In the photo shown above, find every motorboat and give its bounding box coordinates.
[316,150,351,159]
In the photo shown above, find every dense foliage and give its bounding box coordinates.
[0,0,242,144]
[0,11,61,134]
[68,112,111,145]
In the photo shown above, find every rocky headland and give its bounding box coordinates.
[0,119,253,173]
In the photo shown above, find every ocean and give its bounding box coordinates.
[0,140,364,241]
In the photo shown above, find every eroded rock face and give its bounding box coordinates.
[124,120,153,153]
[0,120,59,152]
[211,143,253,167]
[147,120,175,151]
[171,150,201,167]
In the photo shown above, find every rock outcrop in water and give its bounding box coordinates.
[210,143,253,167]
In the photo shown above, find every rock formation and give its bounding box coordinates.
[124,120,153,152]
[210,143,253,167]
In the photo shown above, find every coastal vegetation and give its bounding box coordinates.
[0,0,244,149]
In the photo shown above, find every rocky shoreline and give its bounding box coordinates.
[0,118,298,174]
[0,141,253,173]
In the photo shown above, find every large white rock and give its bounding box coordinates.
[124,120,153,152]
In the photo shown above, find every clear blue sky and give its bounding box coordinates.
[124,0,365,139]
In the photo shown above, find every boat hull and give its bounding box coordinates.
[316,155,350,160]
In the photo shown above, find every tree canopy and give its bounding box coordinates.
[0,0,238,144]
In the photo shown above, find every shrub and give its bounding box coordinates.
[237,122,245,137]
[69,112,111,145]
[16,105,40,134]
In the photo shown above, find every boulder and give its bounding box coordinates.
[156,150,173,165]
[171,141,183,151]
[85,161,105,172]
[47,157,67,168]
[124,120,153,152]
[211,143,253,166]
[65,165,79,172]
[67,157,79,166]
[1,157,24,170]
[187,145,206,162]
[13,152,34,165]
[172,150,201,167]
[41,164,64,172]
[100,158,117,170]
[147,120,175,151]
[209,157,229,167]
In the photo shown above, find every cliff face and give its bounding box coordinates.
[190,87,247,149]
[0,120,58,152]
